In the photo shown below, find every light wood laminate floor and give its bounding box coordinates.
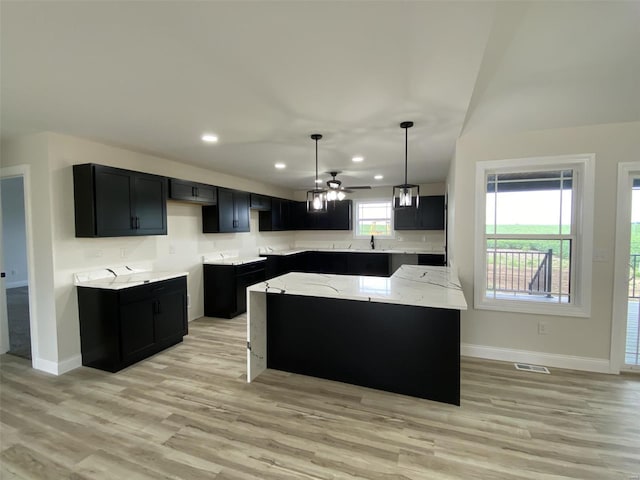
[1,315,639,480]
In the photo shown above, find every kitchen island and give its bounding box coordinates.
[246,265,467,405]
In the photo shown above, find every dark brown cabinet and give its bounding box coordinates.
[77,276,188,372]
[250,194,271,211]
[259,198,293,231]
[169,178,217,205]
[73,164,168,237]
[394,195,445,230]
[204,262,266,318]
[418,254,446,266]
[202,188,250,233]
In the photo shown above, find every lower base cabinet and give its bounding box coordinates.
[77,276,188,372]
[204,262,266,318]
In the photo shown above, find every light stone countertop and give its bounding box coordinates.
[247,264,466,311]
[74,267,188,290]
[259,247,446,256]
[203,256,266,266]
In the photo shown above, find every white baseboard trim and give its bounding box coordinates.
[33,355,82,375]
[461,343,611,374]
[6,280,28,289]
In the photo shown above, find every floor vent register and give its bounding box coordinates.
[514,363,550,374]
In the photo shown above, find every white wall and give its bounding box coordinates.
[450,121,640,370]
[1,133,58,368]
[1,177,28,288]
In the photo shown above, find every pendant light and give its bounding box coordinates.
[392,121,420,209]
[306,133,327,213]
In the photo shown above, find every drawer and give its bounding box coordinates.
[119,276,187,304]
[235,262,265,276]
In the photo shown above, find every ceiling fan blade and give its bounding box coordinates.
[344,185,372,190]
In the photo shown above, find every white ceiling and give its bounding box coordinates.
[2,2,638,191]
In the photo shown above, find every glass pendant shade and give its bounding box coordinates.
[307,188,327,213]
[393,121,420,210]
[393,184,420,208]
[337,191,346,201]
[327,189,338,201]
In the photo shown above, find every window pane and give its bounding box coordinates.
[355,201,393,237]
[485,239,571,302]
[487,170,574,236]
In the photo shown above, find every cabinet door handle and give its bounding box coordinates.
[131,216,136,229]
[136,217,140,229]
[156,300,161,314]
[192,186,196,197]
[195,187,199,197]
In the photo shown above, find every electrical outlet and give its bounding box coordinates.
[538,321,549,335]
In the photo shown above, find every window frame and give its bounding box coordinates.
[353,199,395,239]
[474,154,594,317]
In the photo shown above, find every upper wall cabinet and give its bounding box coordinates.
[73,163,168,237]
[202,188,250,233]
[394,195,445,231]
[250,194,271,211]
[169,178,217,205]
[259,198,293,231]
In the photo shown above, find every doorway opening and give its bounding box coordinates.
[625,178,640,367]
[1,176,32,360]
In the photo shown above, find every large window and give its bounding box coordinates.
[474,155,594,316]
[354,200,393,238]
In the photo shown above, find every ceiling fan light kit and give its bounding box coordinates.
[393,121,420,210]
[307,133,328,213]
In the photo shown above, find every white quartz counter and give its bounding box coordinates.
[260,247,445,256]
[203,256,266,266]
[74,267,188,290]
[247,264,466,311]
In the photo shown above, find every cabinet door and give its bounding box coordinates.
[393,207,419,230]
[120,299,155,362]
[95,166,135,236]
[348,253,390,276]
[235,268,266,316]
[196,185,217,204]
[418,196,445,230]
[292,201,311,230]
[169,179,197,202]
[217,188,235,232]
[328,200,352,230]
[154,289,187,342]
[134,174,167,235]
[233,191,250,232]
[250,194,271,211]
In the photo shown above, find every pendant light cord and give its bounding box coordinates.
[404,125,408,185]
[315,137,319,186]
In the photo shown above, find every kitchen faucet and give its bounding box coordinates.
[370,235,375,250]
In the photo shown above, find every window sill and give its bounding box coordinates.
[474,298,591,318]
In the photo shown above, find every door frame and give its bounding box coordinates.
[0,165,39,366]
[610,161,640,373]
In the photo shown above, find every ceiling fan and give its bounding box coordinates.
[325,171,372,193]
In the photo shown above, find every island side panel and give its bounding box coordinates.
[247,289,267,382]
[266,293,460,406]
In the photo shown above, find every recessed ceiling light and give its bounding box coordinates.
[201,133,218,143]
[275,163,286,169]
[374,174,383,180]
[352,156,364,163]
